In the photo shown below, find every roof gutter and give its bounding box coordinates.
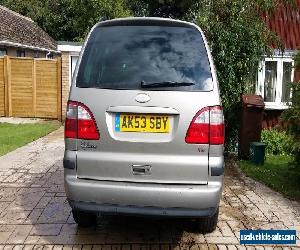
[57,44,82,53]
[0,40,60,54]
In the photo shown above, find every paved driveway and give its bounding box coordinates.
[0,128,299,249]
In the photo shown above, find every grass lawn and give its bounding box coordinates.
[239,155,300,200]
[0,121,60,157]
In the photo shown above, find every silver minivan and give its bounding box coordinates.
[64,17,224,232]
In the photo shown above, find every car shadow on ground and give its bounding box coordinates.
[93,215,202,245]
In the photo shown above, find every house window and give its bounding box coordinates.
[0,48,7,57]
[256,57,294,109]
[16,49,25,57]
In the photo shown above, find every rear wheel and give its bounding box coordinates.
[72,210,97,227]
[197,207,219,233]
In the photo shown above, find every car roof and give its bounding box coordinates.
[96,17,196,29]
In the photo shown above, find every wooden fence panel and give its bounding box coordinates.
[0,56,61,120]
[36,60,59,118]
[10,58,34,117]
[0,58,4,116]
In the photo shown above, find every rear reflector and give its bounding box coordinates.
[185,106,224,145]
[65,101,99,140]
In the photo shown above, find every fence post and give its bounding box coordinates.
[3,56,7,117]
[3,56,11,117]
[57,57,62,121]
[7,56,12,117]
[32,59,37,117]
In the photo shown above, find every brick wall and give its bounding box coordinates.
[61,51,70,120]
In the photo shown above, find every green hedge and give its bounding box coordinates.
[261,128,294,156]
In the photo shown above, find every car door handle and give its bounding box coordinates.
[132,165,151,175]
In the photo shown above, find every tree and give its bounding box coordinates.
[0,0,131,41]
[127,0,197,18]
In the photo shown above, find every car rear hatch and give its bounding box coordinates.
[66,19,223,185]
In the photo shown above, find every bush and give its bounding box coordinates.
[261,128,294,156]
[280,84,300,166]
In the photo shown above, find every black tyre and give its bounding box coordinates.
[197,207,219,233]
[72,210,97,227]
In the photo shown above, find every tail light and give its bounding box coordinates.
[65,101,99,140]
[185,106,224,145]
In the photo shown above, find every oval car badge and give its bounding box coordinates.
[135,93,151,103]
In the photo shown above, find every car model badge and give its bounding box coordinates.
[135,93,151,103]
[81,141,97,149]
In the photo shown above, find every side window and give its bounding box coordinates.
[16,50,25,57]
[0,48,7,57]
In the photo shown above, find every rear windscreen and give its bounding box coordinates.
[77,25,213,91]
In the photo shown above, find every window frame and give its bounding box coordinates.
[256,56,294,110]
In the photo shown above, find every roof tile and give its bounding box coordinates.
[0,5,57,51]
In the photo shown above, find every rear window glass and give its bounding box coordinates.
[77,25,213,91]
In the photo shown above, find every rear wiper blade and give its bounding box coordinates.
[140,80,195,88]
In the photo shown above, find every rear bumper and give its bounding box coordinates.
[64,171,223,218]
[68,200,216,217]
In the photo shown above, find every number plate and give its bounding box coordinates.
[115,113,170,133]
